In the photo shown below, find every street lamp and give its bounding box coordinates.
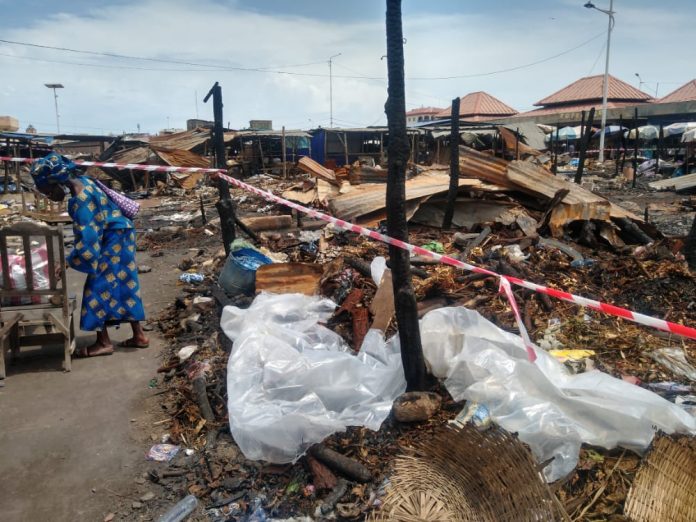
[635,73,659,97]
[44,83,64,134]
[328,53,341,128]
[635,72,645,92]
[584,1,615,163]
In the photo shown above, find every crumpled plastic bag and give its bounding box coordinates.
[420,307,696,481]
[221,293,405,463]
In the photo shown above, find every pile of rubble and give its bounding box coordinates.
[125,149,696,520]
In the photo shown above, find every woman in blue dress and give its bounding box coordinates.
[31,152,148,357]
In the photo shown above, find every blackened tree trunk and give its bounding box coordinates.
[442,96,461,229]
[385,0,426,391]
[686,215,696,271]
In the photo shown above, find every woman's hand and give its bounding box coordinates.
[55,265,63,280]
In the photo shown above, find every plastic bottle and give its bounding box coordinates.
[158,494,198,522]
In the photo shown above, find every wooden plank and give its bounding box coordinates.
[22,235,34,291]
[0,234,11,290]
[649,173,696,191]
[239,215,293,232]
[298,156,339,186]
[46,234,57,290]
[255,263,324,295]
[369,269,394,332]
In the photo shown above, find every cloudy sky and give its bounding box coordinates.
[0,0,693,135]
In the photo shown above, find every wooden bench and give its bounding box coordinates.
[0,221,77,380]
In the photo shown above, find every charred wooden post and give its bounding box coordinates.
[552,123,559,175]
[282,126,288,179]
[515,127,520,160]
[614,114,623,177]
[632,107,639,188]
[204,82,236,255]
[574,107,595,184]
[385,0,426,392]
[686,215,696,271]
[656,124,664,175]
[199,194,207,225]
[442,96,460,229]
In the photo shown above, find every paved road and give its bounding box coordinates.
[0,249,179,522]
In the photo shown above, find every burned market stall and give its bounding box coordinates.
[223,129,311,177]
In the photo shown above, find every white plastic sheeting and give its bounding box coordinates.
[222,294,696,481]
[420,307,696,481]
[221,293,405,463]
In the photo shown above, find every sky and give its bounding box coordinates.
[0,0,693,135]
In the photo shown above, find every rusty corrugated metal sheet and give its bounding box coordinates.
[535,75,653,106]
[111,146,150,164]
[152,147,210,169]
[329,171,484,225]
[458,146,515,188]
[149,128,210,151]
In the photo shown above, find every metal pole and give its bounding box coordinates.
[329,59,333,128]
[598,0,614,163]
[329,53,341,128]
[52,88,61,134]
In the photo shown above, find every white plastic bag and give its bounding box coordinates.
[420,307,696,481]
[221,293,405,463]
[0,244,50,305]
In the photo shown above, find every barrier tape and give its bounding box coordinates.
[3,155,696,355]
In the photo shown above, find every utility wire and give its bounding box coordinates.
[0,32,606,80]
[587,40,607,76]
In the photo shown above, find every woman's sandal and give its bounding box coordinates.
[75,345,115,357]
[119,338,150,348]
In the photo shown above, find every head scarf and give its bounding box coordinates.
[30,152,77,187]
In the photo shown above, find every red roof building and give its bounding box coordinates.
[516,74,653,118]
[435,91,517,121]
[406,106,443,126]
[659,80,696,104]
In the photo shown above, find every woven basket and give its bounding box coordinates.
[369,425,568,521]
[624,434,696,522]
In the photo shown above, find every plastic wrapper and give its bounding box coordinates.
[420,307,696,481]
[0,244,50,305]
[650,347,696,381]
[221,293,405,463]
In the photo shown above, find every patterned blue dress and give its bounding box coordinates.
[67,177,145,331]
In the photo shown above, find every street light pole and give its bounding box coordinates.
[585,1,614,163]
[328,53,341,128]
[44,83,64,134]
[635,72,645,92]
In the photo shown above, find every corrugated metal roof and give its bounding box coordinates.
[329,172,485,225]
[224,129,311,141]
[659,80,696,104]
[111,146,151,164]
[436,92,517,119]
[513,100,643,118]
[406,107,443,117]
[149,127,210,151]
[535,75,653,106]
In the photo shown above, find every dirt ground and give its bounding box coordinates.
[0,238,186,522]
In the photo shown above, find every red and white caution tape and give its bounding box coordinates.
[3,155,696,356]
